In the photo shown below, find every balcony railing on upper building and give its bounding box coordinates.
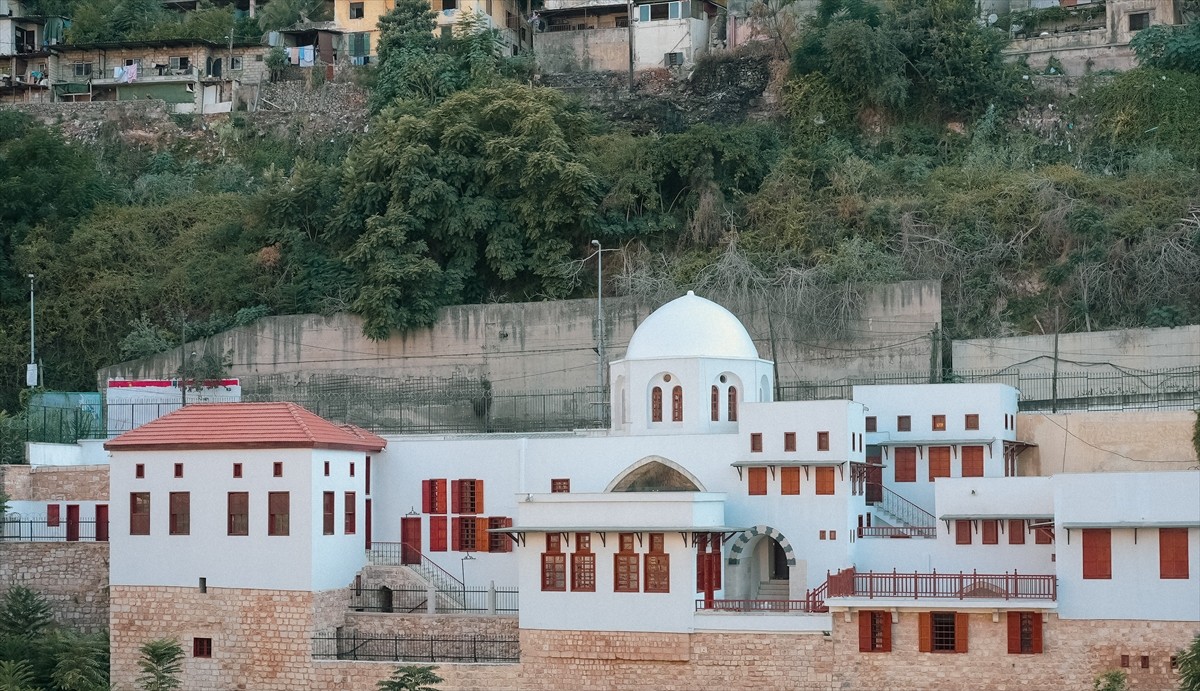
[826,567,1056,601]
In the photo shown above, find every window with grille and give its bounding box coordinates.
[130,492,150,535]
[551,478,570,493]
[645,533,669,593]
[651,387,663,422]
[931,613,956,651]
[422,478,448,513]
[858,610,891,652]
[1007,611,1042,654]
[227,492,248,536]
[457,517,478,551]
[541,534,565,591]
[671,386,683,421]
[453,479,483,514]
[711,386,719,421]
[193,637,212,658]
[268,492,289,536]
[727,387,738,421]
[488,517,513,553]
[572,533,595,591]
[615,533,639,592]
[1129,11,1149,30]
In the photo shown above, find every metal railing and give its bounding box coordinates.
[0,515,108,542]
[350,587,518,615]
[857,526,937,539]
[312,633,519,663]
[869,485,936,530]
[826,568,1057,601]
[369,543,466,600]
[695,598,826,613]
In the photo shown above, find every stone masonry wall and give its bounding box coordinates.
[835,611,1197,691]
[344,612,518,639]
[0,543,109,632]
[313,587,350,637]
[29,465,109,501]
[0,465,31,500]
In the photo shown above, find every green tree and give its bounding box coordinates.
[377,664,443,691]
[1131,23,1200,72]
[369,0,455,111]
[136,639,183,691]
[0,660,35,691]
[49,631,109,691]
[0,587,54,639]
[119,316,175,361]
[1179,633,1200,691]
[256,0,331,31]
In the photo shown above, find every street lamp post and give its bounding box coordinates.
[26,274,36,387]
[460,553,475,603]
[590,240,605,392]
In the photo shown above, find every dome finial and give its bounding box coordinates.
[686,290,695,296]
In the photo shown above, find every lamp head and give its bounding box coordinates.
[590,240,600,248]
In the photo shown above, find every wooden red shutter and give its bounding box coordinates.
[475,479,484,514]
[1030,613,1043,654]
[954,612,969,653]
[451,517,462,551]
[434,479,447,513]
[858,612,872,652]
[430,515,447,552]
[956,521,972,545]
[365,456,371,495]
[476,517,491,553]
[748,467,767,495]
[880,614,892,652]
[1082,529,1111,579]
[1160,528,1189,579]
[46,504,60,527]
[983,520,998,544]
[918,612,932,652]
[711,386,719,422]
[1009,519,1025,545]
[501,517,513,553]
[421,480,432,513]
[1007,612,1021,654]
[451,480,462,514]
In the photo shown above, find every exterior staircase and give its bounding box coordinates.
[863,485,937,538]
[366,542,467,608]
[757,580,790,601]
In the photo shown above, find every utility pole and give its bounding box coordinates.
[1050,306,1060,414]
[591,240,605,392]
[179,314,188,407]
[26,274,37,387]
[626,0,635,90]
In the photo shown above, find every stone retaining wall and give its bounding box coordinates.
[29,465,109,501]
[0,542,109,632]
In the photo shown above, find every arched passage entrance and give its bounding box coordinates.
[726,525,805,601]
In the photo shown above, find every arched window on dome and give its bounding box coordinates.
[672,386,683,422]
[711,386,719,422]
[727,387,738,422]
[651,387,663,423]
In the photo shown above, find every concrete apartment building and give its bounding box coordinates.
[1,292,1197,689]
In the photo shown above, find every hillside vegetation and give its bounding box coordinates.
[2,0,1200,411]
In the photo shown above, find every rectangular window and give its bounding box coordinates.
[571,534,595,591]
[344,492,356,535]
[750,432,762,452]
[233,463,242,478]
[920,612,968,653]
[894,448,916,483]
[135,463,145,479]
[1007,612,1042,654]
[46,504,60,527]
[865,416,877,433]
[230,56,243,70]
[429,515,447,552]
[1035,526,1054,544]
[488,517,513,553]
[454,516,478,551]
[273,462,283,478]
[817,431,830,451]
[955,520,972,545]
[961,446,984,477]
[422,479,448,514]
[815,467,835,496]
[193,637,212,658]
[928,447,951,481]
[541,534,566,591]
[615,533,639,592]
[780,467,800,495]
[130,493,150,535]
[268,492,290,536]
[1009,519,1026,545]
[452,479,483,514]
[73,62,92,77]
[227,492,248,536]
[1129,11,1149,30]
[169,492,190,536]
[324,461,330,477]
[169,56,189,70]
[350,462,355,477]
[982,519,998,545]
[784,432,796,452]
[551,478,570,493]
[932,415,946,431]
[349,1,364,18]
[322,492,335,535]
[366,456,371,495]
[174,463,184,478]
[748,467,767,495]
[644,533,670,593]
[858,610,891,652]
[965,414,979,430]
[1159,527,1189,579]
[1082,528,1111,579]
[897,415,911,432]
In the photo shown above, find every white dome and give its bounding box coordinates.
[624,292,759,360]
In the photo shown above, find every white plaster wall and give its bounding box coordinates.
[934,477,1053,520]
[109,448,318,591]
[1054,472,1200,528]
[27,441,109,467]
[308,449,370,591]
[610,355,773,435]
[632,18,693,67]
[852,519,1055,577]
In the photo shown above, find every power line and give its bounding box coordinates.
[1035,413,1198,465]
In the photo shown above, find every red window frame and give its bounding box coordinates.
[928,447,951,481]
[955,520,972,545]
[897,415,911,432]
[487,517,513,553]
[46,504,60,527]
[268,491,289,536]
[1008,519,1025,545]
[965,414,979,430]
[571,533,595,592]
[1082,528,1111,579]
[894,448,916,483]
[272,462,283,478]
[422,479,448,514]
[780,467,800,496]
[919,611,968,653]
[865,416,877,432]
[541,534,566,591]
[614,533,639,593]
[1034,526,1054,544]
[784,432,796,452]
[1159,527,1189,579]
[932,415,946,431]
[135,463,145,479]
[711,385,719,422]
[169,492,189,536]
[817,431,829,451]
[227,492,248,536]
[344,491,356,535]
[130,492,150,535]
[982,519,998,545]
[748,467,767,496]
[323,461,330,477]
[858,610,892,652]
[174,463,183,478]
[322,491,335,535]
[232,462,242,479]
[671,385,683,422]
[815,467,835,496]
[651,387,663,422]
[750,433,763,452]
[644,533,670,593]
[429,515,448,552]
[961,446,984,478]
[193,637,212,658]
[727,387,738,422]
[1007,612,1042,654]
[550,478,570,493]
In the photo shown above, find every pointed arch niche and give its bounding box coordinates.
[605,455,707,493]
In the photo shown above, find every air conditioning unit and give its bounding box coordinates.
[664,52,684,67]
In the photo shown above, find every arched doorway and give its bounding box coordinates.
[726,525,801,600]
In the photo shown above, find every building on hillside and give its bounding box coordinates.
[1003,0,1182,73]
[47,39,269,111]
[0,0,66,103]
[329,0,533,64]
[87,290,1200,689]
[534,0,724,72]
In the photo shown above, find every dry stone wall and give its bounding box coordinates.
[29,465,109,501]
[0,542,109,632]
[345,612,517,638]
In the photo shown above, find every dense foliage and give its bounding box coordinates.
[0,587,109,691]
[1,0,1199,412]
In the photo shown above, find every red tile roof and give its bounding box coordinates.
[104,402,387,452]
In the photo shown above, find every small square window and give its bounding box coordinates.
[350,1,365,18]
[865,416,876,432]
[819,530,826,540]
[1121,655,1130,668]
[233,463,242,479]
[932,415,946,431]
[174,463,183,478]
[551,478,570,493]
[897,415,911,432]
[750,433,762,452]
[1140,655,1150,669]
[965,414,979,430]
[1129,11,1149,30]
[193,637,212,658]
[784,432,796,452]
[230,56,242,70]
[135,464,145,479]
[273,462,283,478]
[817,431,829,451]
[829,530,836,540]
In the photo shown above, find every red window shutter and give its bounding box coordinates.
[671,385,683,422]
[323,492,335,535]
[46,504,60,527]
[781,467,800,495]
[1082,529,1112,579]
[421,480,432,514]
[727,387,738,422]
[956,520,972,545]
[430,515,447,552]
[711,386,719,422]
[982,520,998,545]
[451,480,462,514]
[1030,613,1043,654]
[651,387,663,422]
[1160,528,1189,579]
[858,612,873,652]
[748,467,767,495]
[1009,519,1026,545]
[954,613,969,653]
[501,517,513,553]
[880,614,892,652]
[475,479,484,514]
[918,612,932,653]
[1007,612,1021,654]
[816,467,835,495]
[894,448,916,483]
[451,517,462,551]
[434,479,447,513]
[365,456,371,495]
[929,447,951,480]
[961,446,984,477]
[476,517,490,553]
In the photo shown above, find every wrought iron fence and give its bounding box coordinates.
[826,569,1057,601]
[312,633,519,663]
[0,515,108,542]
[350,587,518,615]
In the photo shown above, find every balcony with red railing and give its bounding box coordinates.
[825,567,1056,602]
